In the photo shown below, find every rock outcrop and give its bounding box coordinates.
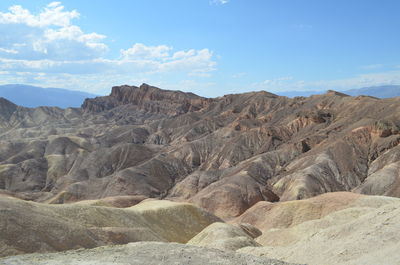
[82,83,212,115]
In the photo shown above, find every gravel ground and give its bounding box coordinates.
[0,242,302,265]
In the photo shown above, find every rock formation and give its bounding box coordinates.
[1,84,400,219]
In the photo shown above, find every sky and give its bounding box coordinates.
[0,0,399,97]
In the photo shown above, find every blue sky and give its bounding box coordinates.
[0,0,399,97]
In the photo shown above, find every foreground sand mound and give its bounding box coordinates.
[187,222,261,251]
[0,196,220,257]
[0,242,300,265]
[234,192,398,231]
[69,195,148,208]
[238,194,400,265]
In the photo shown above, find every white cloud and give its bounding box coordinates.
[0,2,217,93]
[44,26,106,43]
[0,46,216,76]
[119,45,216,75]
[121,43,172,60]
[172,49,196,59]
[0,48,18,54]
[159,49,216,73]
[0,2,107,60]
[0,2,79,27]
[210,0,230,5]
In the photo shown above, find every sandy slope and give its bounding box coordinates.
[0,195,220,257]
[237,193,400,265]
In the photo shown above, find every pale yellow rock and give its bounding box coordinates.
[238,195,400,265]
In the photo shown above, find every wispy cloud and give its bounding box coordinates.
[210,0,230,5]
[0,47,18,54]
[253,71,400,92]
[309,71,400,90]
[360,64,384,70]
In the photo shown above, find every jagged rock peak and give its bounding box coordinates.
[82,84,213,114]
[110,83,205,103]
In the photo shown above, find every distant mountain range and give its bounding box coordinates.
[0,84,398,109]
[0,84,97,108]
[343,85,400,98]
[276,85,400,98]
